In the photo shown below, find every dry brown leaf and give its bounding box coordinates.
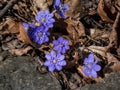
[18,22,32,44]
[33,0,50,10]
[9,46,32,56]
[64,0,81,19]
[77,66,87,78]
[107,13,120,49]
[104,53,120,73]
[115,0,120,12]
[38,43,52,54]
[0,18,19,34]
[117,46,120,56]
[79,46,107,58]
[97,0,116,22]
[65,18,85,42]
[87,46,107,57]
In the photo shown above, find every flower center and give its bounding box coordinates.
[59,43,63,47]
[41,18,45,22]
[87,64,92,69]
[59,4,64,11]
[53,59,57,63]
[38,32,43,36]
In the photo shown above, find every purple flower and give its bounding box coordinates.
[30,26,50,45]
[53,37,69,54]
[44,50,66,72]
[35,10,55,28]
[82,53,101,78]
[53,0,69,18]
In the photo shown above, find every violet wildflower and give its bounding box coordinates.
[82,53,101,78]
[35,10,55,28]
[53,0,69,18]
[30,26,50,45]
[53,37,69,54]
[44,50,66,72]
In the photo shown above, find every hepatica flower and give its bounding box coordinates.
[53,37,69,54]
[35,10,55,28]
[54,0,69,18]
[82,53,101,78]
[30,26,50,45]
[44,50,66,72]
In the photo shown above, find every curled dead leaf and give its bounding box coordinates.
[77,66,87,78]
[0,18,19,34]
[9,46,32,56]
[107,13,120,49]
[97,0,116,22]
[79,46,107,58]
[65,18,85,42]
[33,0,50,10]
[18,22,32,44]
[104,53,120,73]
[64,0,81,19]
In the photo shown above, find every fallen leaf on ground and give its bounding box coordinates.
[18,22,32,44]
[0,18,19,34]
[104,53,120,73]
[65,0,81,19]
[65,18,85,43]
[79,46,107,58]
[97,0,116,22]
[9,46,32,56]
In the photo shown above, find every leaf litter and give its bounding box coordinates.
[0,0,120,89]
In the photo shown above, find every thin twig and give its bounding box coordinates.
[0,0,17,18]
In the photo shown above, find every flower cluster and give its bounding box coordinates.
[82,53,101,78]
[22,0,69,45]
[44,37,70,72]
[22,1,70,71]
[54,0,69,18]
[22,10,55,45]
[22,0,102,77]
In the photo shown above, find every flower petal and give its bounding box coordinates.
[58,37,64,42]
[54,46,61,52]
[82,66,91,76]
[57,54,65,61]
[88,53,94,62]
[63,4,69,11]
[91,70,97,78]
[84,58,89,65]
[45,54,51,60]
[58,60,66,66]
[48,65,55,72]
[53,40,59,46]
[54,0,61,7]
[50,50,56,58]
[55,64,62,71]
[44,61,51,66]
[93,65,101,71]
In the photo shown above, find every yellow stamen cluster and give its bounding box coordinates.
[53,59,57,63]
